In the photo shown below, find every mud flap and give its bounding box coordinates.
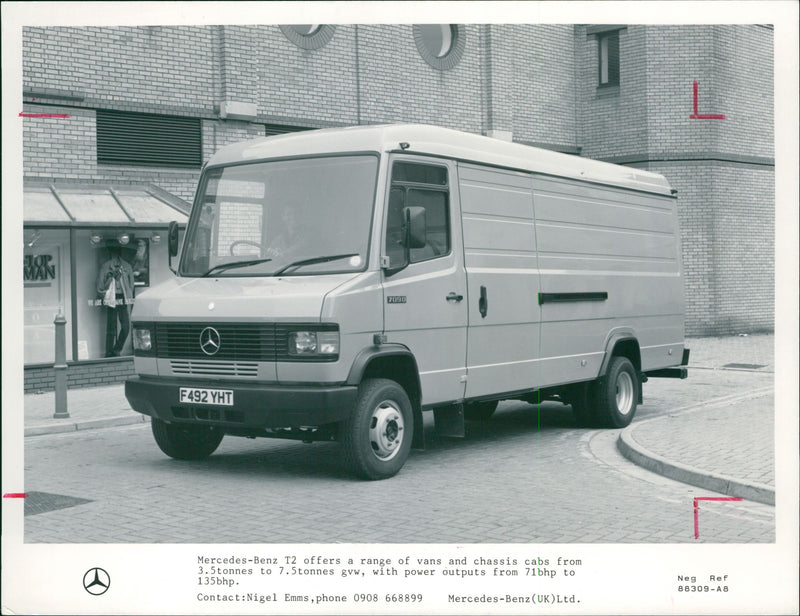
[411,405,426,450]
[433,403,466,438]
[638,373,644,405]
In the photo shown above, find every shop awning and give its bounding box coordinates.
[23,181,190,226]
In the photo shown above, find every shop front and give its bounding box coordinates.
[23,181,189,391]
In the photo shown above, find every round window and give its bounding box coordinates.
[290,25,321,36]
[279,24,336,50]
[413,24,465,70]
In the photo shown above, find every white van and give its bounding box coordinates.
[125,124,688,479]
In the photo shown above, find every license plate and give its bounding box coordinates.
[179,387,234,406]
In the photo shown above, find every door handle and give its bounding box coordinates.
[446,292,463,302]
[479,285,488,318]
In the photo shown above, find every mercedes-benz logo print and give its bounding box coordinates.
[83,567,110,595]
[200,326,221,356]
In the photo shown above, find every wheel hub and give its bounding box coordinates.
[369,401,405,460]
[615,371,635,416]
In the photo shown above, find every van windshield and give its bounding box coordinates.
[180,155,378,277]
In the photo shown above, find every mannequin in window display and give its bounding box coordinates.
[96,247,135,357]
[132,238,149,287]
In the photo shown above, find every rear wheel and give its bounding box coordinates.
[464,400,498,421]
[594,356,638,428]
[151,418,224,460]
[340,378,413,480]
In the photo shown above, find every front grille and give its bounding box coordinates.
[151,322,338,363]
[170,360,258,377]
[155,323,279,362]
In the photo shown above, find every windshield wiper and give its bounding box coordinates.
[272,253,359,276]
[201,258,272,277]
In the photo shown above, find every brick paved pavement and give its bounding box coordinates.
[23,334,779,503]
[683,333,774,369]
[23,383,143,436]
[617,334,776,504]
[18,332,782,544]
[22,410,775,543]
[619,390,774,503]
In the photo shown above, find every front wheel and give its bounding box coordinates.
[340,378,413,480]
[151,418,224,460]
[594,356,639,428]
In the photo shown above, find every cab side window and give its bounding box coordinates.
[385,161,450,265]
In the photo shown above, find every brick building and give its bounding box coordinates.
[20,24,774,388]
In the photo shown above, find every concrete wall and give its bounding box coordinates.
[643,162,774,335]
[23,26,217,116]
[643,25,774,161]
[25,358,135,393]
[490,24,578,150]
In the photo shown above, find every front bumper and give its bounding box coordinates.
[125,376,357,429]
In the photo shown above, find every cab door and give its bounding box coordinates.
[381,157,468,406]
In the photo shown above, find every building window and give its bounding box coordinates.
[24,228,71,364]
[413,24,466,70]
[24,182,189,364]
[290,25,321,36]
[73,229,170,360]
[279,24,336,50]
[96,110,202,168]
[598,30,620,87]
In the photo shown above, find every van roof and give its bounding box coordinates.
[207,124,673,196]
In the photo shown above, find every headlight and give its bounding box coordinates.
[132,327,153,352]
[288,330,339,357]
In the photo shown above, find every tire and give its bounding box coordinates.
[594,356,638,428]
[151,418,224,460]
[340,378,413,480]
[464,400,498,421]
[569,381,597,427]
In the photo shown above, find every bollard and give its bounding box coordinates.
[53,313,70,419]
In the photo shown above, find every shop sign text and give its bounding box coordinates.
[24,254,56,282]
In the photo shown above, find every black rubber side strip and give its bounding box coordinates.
[538,292,608,305]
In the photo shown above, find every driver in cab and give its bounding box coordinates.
[266,207,305,258]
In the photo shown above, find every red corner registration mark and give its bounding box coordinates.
[179,387,234,406]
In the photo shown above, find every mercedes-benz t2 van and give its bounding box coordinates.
[125,124,689,480]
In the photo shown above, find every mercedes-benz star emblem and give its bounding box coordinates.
[83,567,110,595]
[199,326,221,356]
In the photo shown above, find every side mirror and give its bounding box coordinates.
[167,221,179,273]
[168,221,180,257]
[404,206,426,249]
